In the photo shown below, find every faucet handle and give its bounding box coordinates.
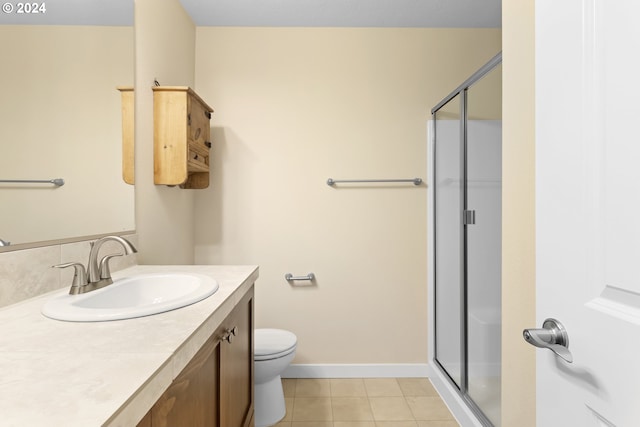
[52,262,87,294]
[99,253,123,281]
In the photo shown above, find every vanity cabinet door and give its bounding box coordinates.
[136,411,152,427]
[220,290,254,427]
[150,334,219,427]
[135,286,254,427]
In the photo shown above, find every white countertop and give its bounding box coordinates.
[0,264,259,427]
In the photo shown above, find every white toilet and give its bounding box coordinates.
[254,328,297,427]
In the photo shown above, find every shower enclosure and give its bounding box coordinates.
[430,53,502,427]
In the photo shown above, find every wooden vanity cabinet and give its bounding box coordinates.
[152,86,214,189]
[137,287,254,427]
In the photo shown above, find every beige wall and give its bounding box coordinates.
[194,27,501,364]
[0,26,134,245]
[467,62,502,120]
[134,0,197,264]
[502,0,536,425]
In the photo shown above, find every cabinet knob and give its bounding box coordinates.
[222,326,238,344]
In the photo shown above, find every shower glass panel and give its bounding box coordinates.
[433,95,463,389]
[431,52,501,427]
[466,63,502,427]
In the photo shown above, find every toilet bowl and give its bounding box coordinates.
[254,328,297,427]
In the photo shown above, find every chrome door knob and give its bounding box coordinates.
[523,318,573,363]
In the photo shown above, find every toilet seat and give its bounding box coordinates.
[255,328,297,361]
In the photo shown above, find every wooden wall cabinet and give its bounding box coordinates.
[137,288,254,427]
[117,87,134,185]
[153,86,214,189]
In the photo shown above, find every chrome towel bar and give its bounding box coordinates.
[327,178,422,186]
[285,273,315,281]
[0,178,65,186]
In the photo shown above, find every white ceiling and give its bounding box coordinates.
[0,0,500,27]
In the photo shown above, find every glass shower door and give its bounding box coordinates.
[466,63,502,426]
[433,95,463,389]
[432,53,502,427]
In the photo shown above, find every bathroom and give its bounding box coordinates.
[0,1,541,426]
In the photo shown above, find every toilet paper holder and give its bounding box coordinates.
[285,273,315,281]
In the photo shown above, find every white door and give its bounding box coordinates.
[535,0,640,426]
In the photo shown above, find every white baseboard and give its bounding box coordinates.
[282,363,430,379]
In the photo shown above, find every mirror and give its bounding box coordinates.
[0,2,135,249]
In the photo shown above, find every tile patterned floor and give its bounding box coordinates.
[273,377,460,427]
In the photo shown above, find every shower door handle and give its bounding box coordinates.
[523,318,573,363]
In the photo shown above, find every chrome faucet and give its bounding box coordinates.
[53,235,137,295]
[87,235,137,284]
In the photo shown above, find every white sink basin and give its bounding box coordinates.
[42,273,219,322]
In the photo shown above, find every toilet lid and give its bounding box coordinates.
[255,328,297,359]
